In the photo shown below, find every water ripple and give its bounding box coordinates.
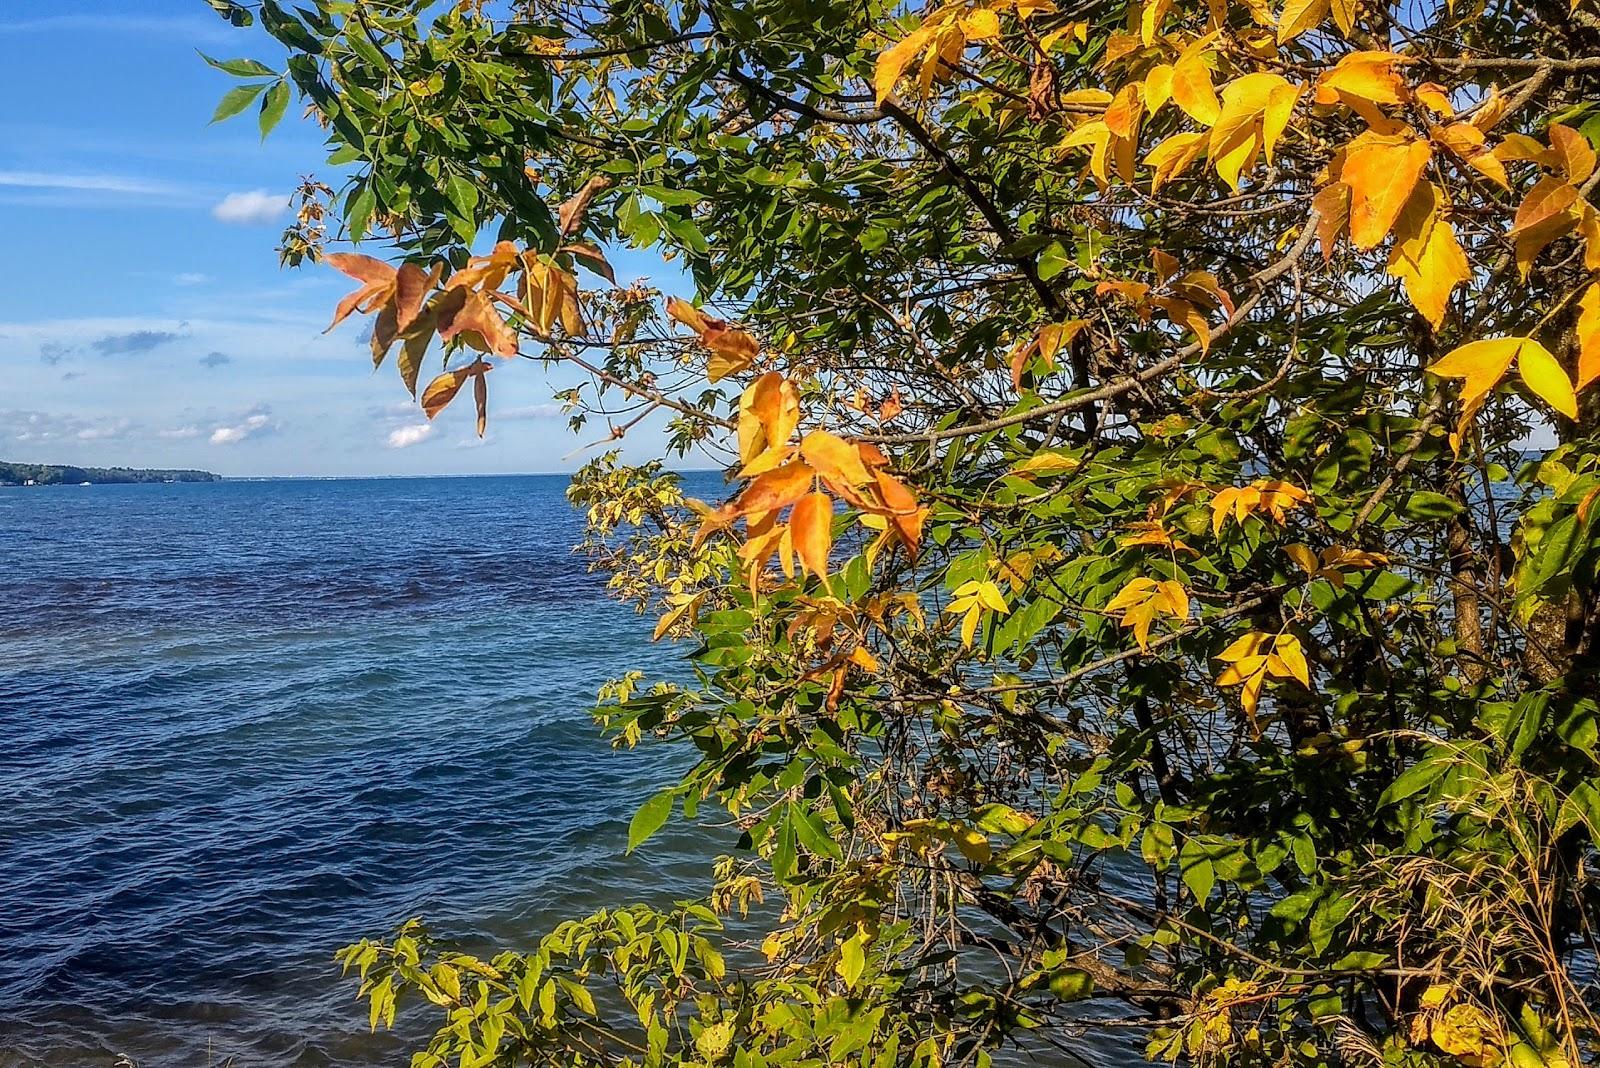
[0,476,705,1066]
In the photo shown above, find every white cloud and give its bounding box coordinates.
[210,413,272,445]
[159,426,202,440]
[174,272,210,287]
[76,419,133,442]
[386,424,434,449]
[212,190,288,225]
[0,170,183,197]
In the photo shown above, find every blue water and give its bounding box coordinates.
[0,476,711,1067]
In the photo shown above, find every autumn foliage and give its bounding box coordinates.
[214,0,1600,1064]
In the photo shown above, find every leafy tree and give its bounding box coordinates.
[211,0,1600,1064]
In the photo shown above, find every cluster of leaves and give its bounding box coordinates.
[213,0,1600,1065]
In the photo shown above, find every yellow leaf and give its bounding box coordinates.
[1515,337,1577,419]
[1276,0,1330,42]
[960,8,1001,40]
[1577,283,1600,393]
[1285,543,1319,574]
[1171,52,1221,126]
[1413,82,1453,117]
[1341,132,1431,250]
[1329,0,1357,33]
[874,25,932,104]
[1207,73,1299,190]
[1143,63,1175,113]
[1314,50,1407,111]
[1145,131,1209,191]
[1141,0,1176,43]
[1427,337,1526,442]
[1430,1004,1495,1059]
[1386,182,1468,329]
[800,429,873,488]
[1218,631,1272,662]
[790,491,835,579]
[1270,634,1310,686]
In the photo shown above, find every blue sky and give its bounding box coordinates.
[3,3,684,477]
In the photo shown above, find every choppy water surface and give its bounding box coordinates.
[0,476,707,1066]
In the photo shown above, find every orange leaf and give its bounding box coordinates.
[1548,123,1597,185]
[1341,132,1431,250]
[437,289,520,357]
[1577,283,1600,393]
[790,492,835,579]
[557,175,612,237]
[1311,183,1350,259]
[738,372,800,468]
[1171,52,1220,126]
[420,360,490,420]
[1510,177,1580,278]
[730,460,814,518]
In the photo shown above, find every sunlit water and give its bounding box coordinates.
[0,476,712,1066]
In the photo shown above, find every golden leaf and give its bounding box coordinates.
[1341,131,1431,250]
[800,429,873,489]
[1171,52,1221,126]
[1386,182,1468,329]
[737,372,800,469]
[1329,0,1357,33]
[1313,50,1407,113]
[1105,577,1191,651]
[1276,0,1330,42]
[420,360,490,421]
[1145,131,1209,191]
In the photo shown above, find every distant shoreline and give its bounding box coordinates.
[0,461,222,487]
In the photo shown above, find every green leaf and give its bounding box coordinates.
[200,53,277,78]
[1399,490,1462,520]
[1379,750,1452,806]
[627,790,674,852]
[838,933,866,990]
[211,82,269,124]
[259,80,290,139]
[1047,968,1094,1001]
[1037,241,1070,281]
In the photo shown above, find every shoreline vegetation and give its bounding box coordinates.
[0,461,222,487]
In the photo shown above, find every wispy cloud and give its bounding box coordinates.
[175,272,210,287]
[212,190,288,225]
[159,426,202,440]
[39,341,71,366]
[386,424,434,449]
[210,411,274,445]
[0,170,186,197]
[212,409,275,441]
[200,351,231,369]
[91,329,183,356]
[1,410,137,444]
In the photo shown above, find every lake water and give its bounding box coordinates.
[0,476,713,1066]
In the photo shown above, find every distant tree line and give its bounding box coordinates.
[0,462,221,486]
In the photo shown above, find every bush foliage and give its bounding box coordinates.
[214,0,1600,1064]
